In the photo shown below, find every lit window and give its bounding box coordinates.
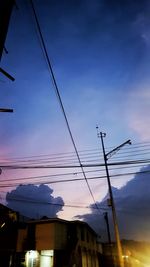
[25,250,39,267]
[40,250,54,267]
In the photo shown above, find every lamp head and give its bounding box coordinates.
[127,139,132,145]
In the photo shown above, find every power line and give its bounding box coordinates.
[0,162,148,183]
[0,142,150,160]
[5,195,107,211]
[0,166,149,190]
[0,158,150,170]
[2,196,147,218]
[0,154,148,167]
[0,140,149,171]
[26,0,100,210]
[0,170,150,188]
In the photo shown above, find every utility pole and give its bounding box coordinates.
[97,128,131,267]
[104,212,111,244]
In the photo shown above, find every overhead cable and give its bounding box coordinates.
[29,0,98,209]
[1,170,150,188]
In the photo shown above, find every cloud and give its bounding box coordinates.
[76,165,150,241]
[126,86,150,141]
[6,184,64,219]
[133,11,150,46]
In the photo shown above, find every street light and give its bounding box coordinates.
[97,128,131,267]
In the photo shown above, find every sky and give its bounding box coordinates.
[0,0,150,241]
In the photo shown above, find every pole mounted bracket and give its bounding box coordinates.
[96,126,106,138]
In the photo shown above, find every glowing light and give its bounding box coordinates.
[0,222,5,228]
[25,250,39,267]
[122,255,129,259]
[28,250,38,259]
[41,250,53,256]
[40,250,54,267]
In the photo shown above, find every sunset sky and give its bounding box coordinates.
[0,0,150,241]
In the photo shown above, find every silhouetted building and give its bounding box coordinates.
[16,218,102,267]
[0,203,19,267]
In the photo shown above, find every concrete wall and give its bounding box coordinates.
[35,221,67,250]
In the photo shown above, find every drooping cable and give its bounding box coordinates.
[29,0,98,210]
[3,195,108,211]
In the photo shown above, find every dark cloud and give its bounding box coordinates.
[76,165,150,241]
[40,0,150,88]
[6,184,64,219]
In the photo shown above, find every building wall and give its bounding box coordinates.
[35,222,68,250]
[68,222,101,267]
[16,228,27,252]
[77,223,102,252]
[36,223,55,250]
[54,222,68,249]
[16,219,102,267]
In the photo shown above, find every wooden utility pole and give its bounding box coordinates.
[104,212,111,244]
[97,128,131,267]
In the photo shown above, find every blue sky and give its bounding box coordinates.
[0,0,150,240]
[1,0,150,152]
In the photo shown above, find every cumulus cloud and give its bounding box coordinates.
[126,86,150,141]
[76,165,150,241]
[6,184,64,219]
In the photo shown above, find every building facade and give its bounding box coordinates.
[16,218,102,267]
